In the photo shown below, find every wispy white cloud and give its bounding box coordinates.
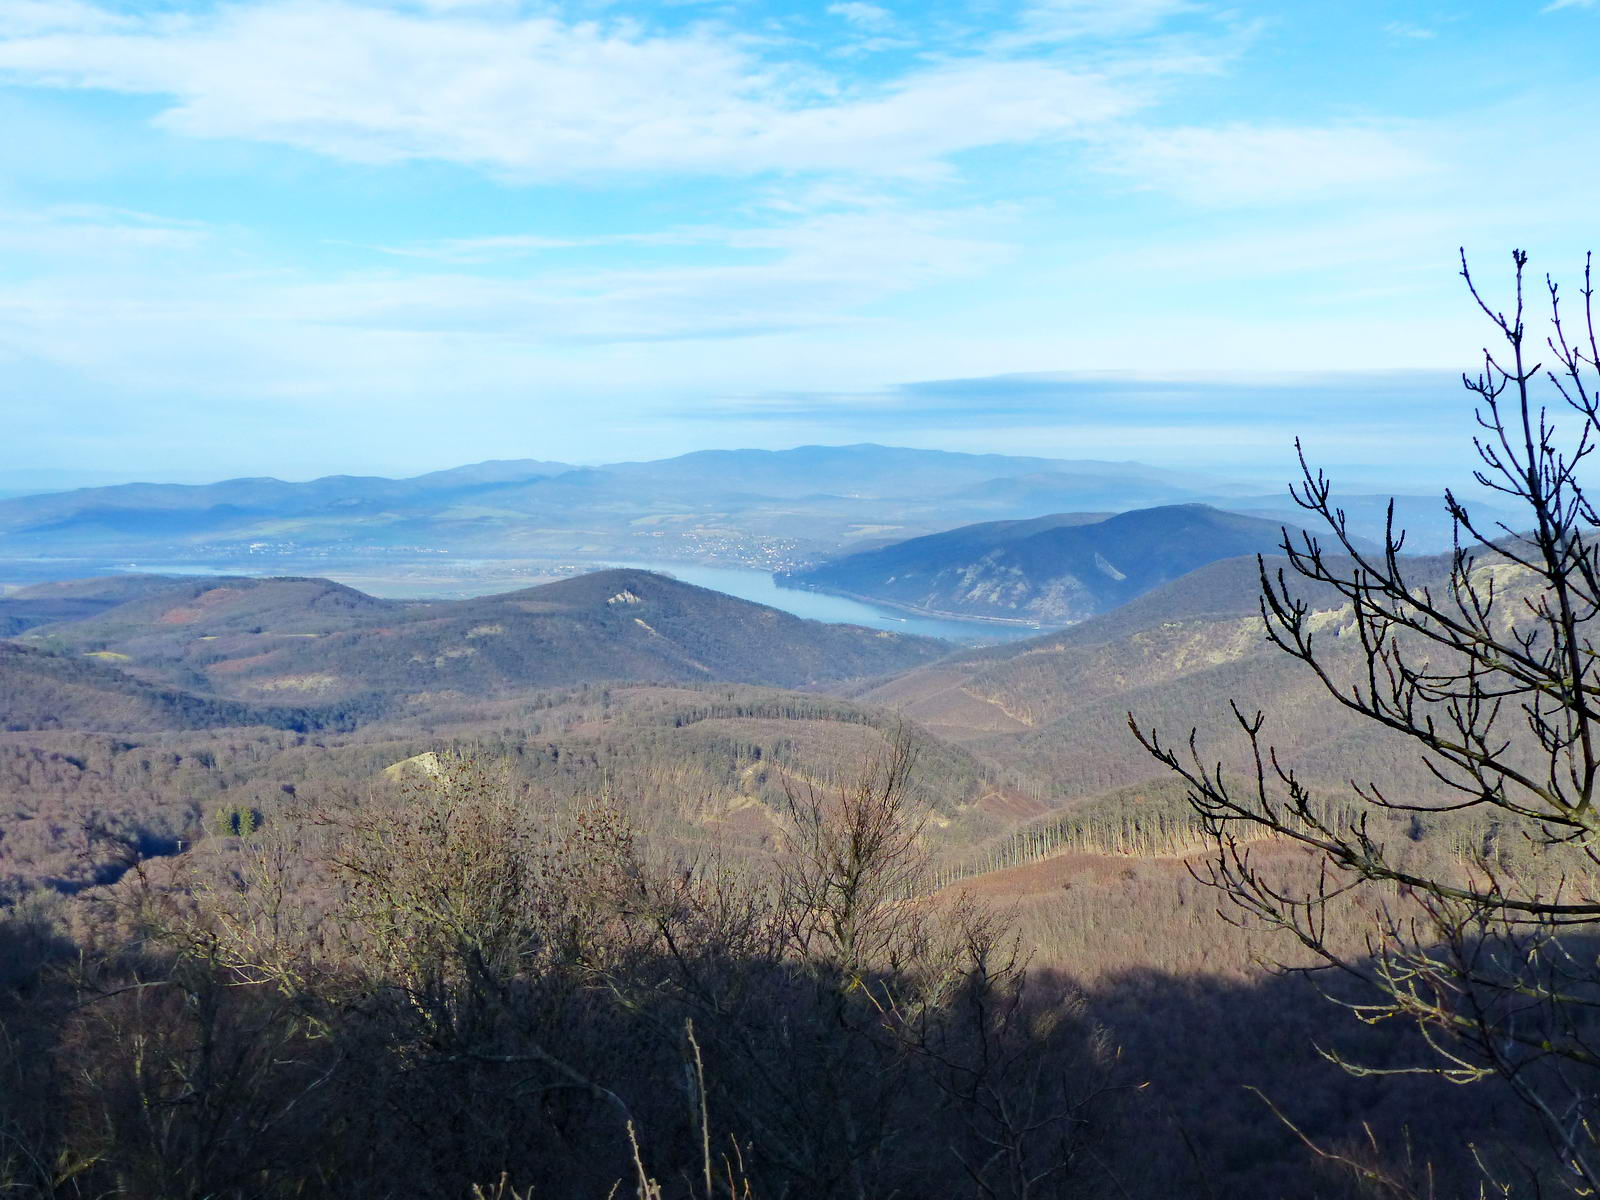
[0,1,1147,179]
[0,204,210,255]
[1383,21,1436,39]
[0,202,1011,401]
[1099,123,1437,206]
[826,2,893,31]
[373,222,804,263]
[3,0,1592,481]
[0,0,131,35]
[371,233,609,262]
[0,197,1023,476]
[1001,0,1200,46]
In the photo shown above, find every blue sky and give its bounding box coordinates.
[1,0,1597,487]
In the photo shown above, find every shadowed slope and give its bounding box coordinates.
[0,642,344,733]
[787,504,1307,623]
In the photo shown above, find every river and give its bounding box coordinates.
[606,561,1043,644]
[91,556,1045,645]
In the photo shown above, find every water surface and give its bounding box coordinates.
[609,561,1044,644]
[96,557,1045,645]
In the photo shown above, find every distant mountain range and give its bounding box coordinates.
[0,446,1283,573]
[0,445,1521,593]
[785,504,1307,624]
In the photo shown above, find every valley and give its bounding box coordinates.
[7,5,1589,1190]
[0,445,1497,592]
[0,444,1564,1199]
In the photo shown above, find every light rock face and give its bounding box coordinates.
[1091,552,1126,582]
[383,750,445,781]
[253,673,341,694]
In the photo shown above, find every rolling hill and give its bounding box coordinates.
[0,641,345,734]
[0,568,957,900]
[785,503,1304,624]
[843,550,1465,820]
[13,568,951,702]
[0,574,246,636]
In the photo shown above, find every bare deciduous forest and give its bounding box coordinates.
[4,253,1600,1197]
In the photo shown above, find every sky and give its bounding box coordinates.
[1,0,1598,488]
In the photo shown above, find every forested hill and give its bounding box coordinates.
[11,568,951,702]
[847,548,1464,813]
[0,642,346,733]
[0,574,249,636]
[785,503,1304,624]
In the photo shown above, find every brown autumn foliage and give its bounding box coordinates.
[0,552,1548,1197]
[11,254,1597,1196]
[1,738,1126,1199]
[1139,250,1600,1195]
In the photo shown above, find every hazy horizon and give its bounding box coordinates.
[5,1,1598,487]
[0,418,1483,499]
[4,368,1500,496]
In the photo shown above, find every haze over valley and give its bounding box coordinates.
[0,429,1563,1196]
[6,0,1600,1195]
